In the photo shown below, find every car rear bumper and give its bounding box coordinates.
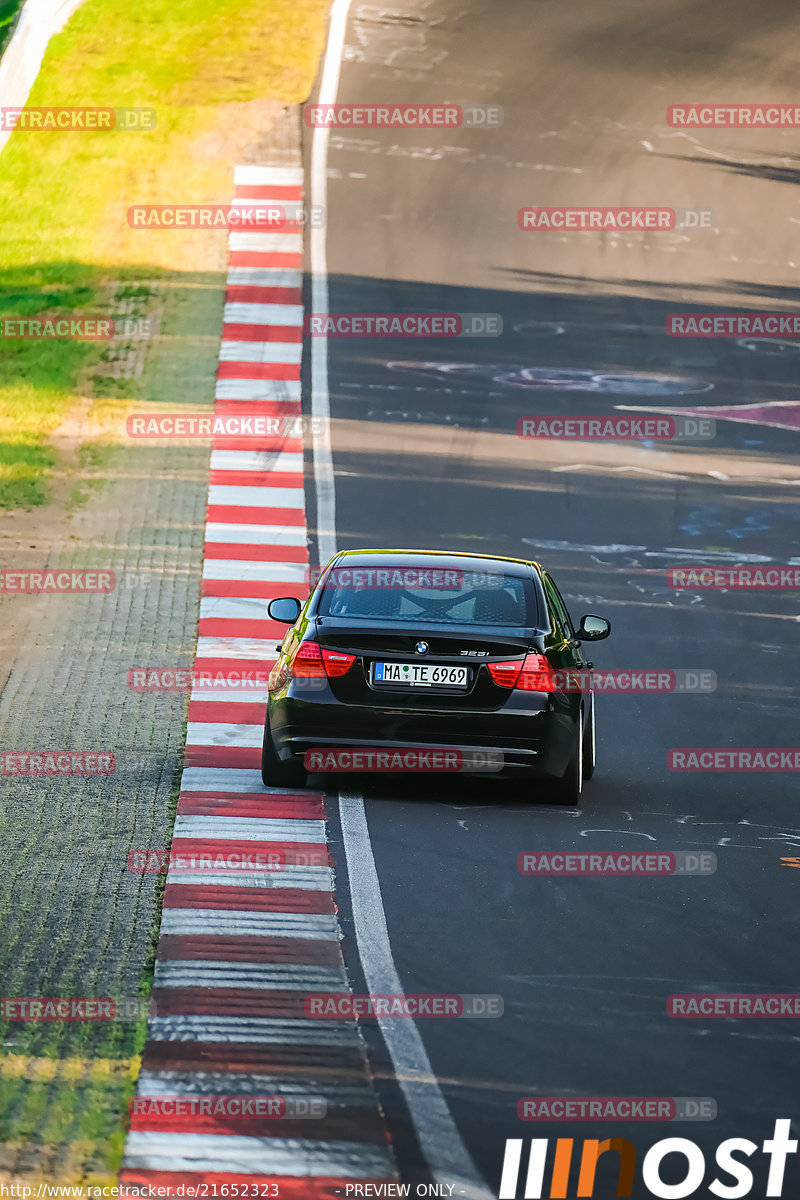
[268,689,578,777]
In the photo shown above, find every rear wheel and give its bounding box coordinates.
[551,714,583,805]
[261,714,306,788]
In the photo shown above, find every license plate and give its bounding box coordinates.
[372,661,469,688]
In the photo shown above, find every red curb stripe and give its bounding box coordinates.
[151,987,336,1018]
[207,471,305,489]
[177,788,323,802]
[228,251,302,268]
[217,362,301,381]
[205,505,306,524]
[187,701,266,724]
[140,1043,366,1074]
[214,401,301,417]
[201,579,308,598]
[226,285,302,305]
[162,885,335,913]
[222,323,303,343]
[202,543,307,564]
[166,838,328,864]
[196,624,289,643]
[177,793,324,818]
[157,935,339,963]
[234,184,304,200]
[184,746,263,769]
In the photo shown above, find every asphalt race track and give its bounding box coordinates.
[302,0,800,1195]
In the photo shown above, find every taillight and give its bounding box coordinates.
[321,646,356,677]
[488,653,556,691]
[291,641,356,679]
[292,641,326,678]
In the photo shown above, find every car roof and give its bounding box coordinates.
[329,549,543,579]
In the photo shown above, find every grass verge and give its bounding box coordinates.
[0,0,327,509]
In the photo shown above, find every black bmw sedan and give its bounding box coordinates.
[261,549,610,803]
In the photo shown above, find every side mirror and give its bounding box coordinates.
[268,596,302,624]
[577,614,611,641]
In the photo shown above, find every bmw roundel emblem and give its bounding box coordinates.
[415,641,429,655]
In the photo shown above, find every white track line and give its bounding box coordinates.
[339,795,494,1199]
[309,0,345,570]
[309,3,492,1194]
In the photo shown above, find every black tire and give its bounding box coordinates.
[551,715,583,805]
[261,714,306,788]
[583,698,596,781]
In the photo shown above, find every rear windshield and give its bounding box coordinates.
[317,564,537,627]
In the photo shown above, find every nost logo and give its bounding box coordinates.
[499,1119,797,1197]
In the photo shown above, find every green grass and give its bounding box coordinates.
[0,0,327,1178]
[0,0,22,56]
[0,0,328,508]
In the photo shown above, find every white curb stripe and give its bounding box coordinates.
[207,484,305,508]
[179,767,280,792]
[224,302,304,326]
[229,232,303,253]
[209,450,304,473]
[186,722,263,748]
[215,379,302,401]
[202,561,306,583]
[162,868,333,890]
[227,267,303,288]
[146,1016,358,1044]
[203,524,307,546]
[153,960,346,990]
[122,1134,394,1175]
[199,595,287,620]
[219,341,302,364]
[234,165,304,186]
[160,909,339,939]
[174,815,325,842]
